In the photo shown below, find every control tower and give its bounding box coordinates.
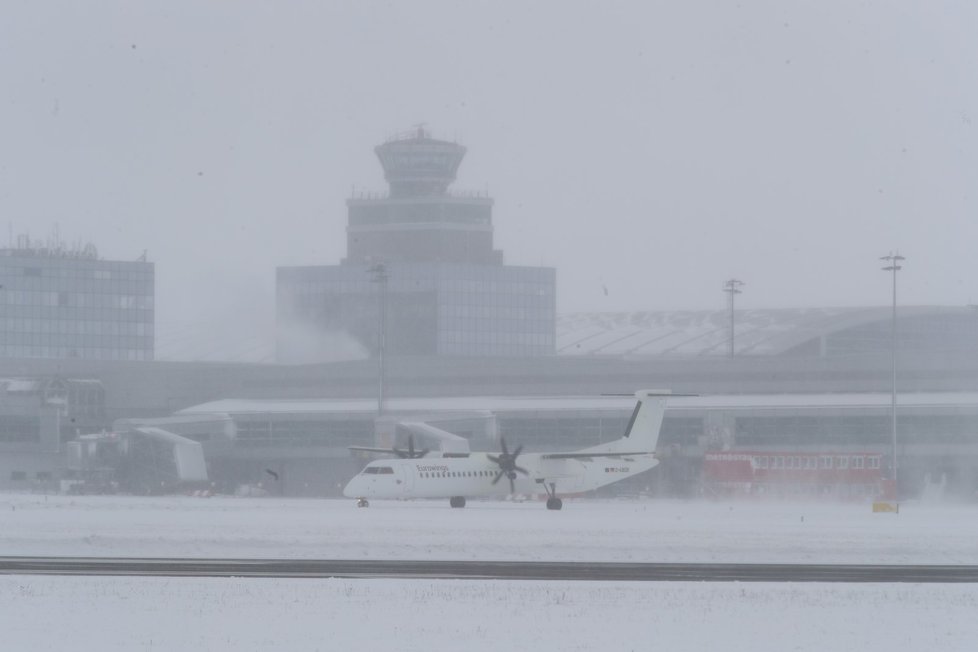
[277,128,555,360]
[345,126,501,265]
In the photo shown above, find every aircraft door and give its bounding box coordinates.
[395,465,414,495]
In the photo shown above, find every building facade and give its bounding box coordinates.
[277,127,556,360]
[278,262,555,358]
[0,238,154,361]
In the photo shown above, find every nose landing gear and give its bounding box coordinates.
[356,498,369,508]
[450,496,466,508]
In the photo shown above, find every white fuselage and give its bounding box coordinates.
[342,452,658,500]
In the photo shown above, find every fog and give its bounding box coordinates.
[2,1,976,360]
[2,6,978,647]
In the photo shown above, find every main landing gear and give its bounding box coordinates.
[542,481,562,510]
[356,498,369,508]
[450,496,466,508]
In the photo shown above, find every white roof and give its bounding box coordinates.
[179,391,978,417]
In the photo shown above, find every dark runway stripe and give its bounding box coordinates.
[2,557,977,582]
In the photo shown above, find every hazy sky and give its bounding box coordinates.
[1,1,975,360]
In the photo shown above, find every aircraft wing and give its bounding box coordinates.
[541,451,654,460]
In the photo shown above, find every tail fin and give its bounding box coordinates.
[620,390,669,452]
[580,390,669,455]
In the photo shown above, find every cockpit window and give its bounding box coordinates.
[362,466,395,475]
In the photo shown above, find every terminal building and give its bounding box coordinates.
[276,127,556,360]
[4,307,978,498]
[161,305,978,499]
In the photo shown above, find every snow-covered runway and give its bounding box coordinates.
[3,494,977,651]
[3,493,977,564]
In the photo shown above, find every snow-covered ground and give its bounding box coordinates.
[3,493,977,651]
[3,575,977,652]
[2,493,978,563]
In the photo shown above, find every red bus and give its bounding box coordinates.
[702,451,885,500]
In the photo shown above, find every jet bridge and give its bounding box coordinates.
[66,426,208,494]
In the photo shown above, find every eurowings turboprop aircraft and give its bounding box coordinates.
[343,389,669,510]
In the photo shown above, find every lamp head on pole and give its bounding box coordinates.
[880,252,905,272]
[722,278,744,295]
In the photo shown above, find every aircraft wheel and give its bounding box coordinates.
[450,496,466,508]
[356,498,369,508]
[546,497,562,510]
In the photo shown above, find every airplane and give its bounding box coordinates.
[342,389,669,510]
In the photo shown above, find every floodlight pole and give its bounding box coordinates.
[722,279,744,358]
[880,252,904,497]
[369,263,389,416]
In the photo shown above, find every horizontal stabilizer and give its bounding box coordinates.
[399,422,471,453]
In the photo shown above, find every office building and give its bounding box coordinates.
[0,236,154,361]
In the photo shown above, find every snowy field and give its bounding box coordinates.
[3,493,978,651]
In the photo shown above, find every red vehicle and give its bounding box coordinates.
[702,451,885,500]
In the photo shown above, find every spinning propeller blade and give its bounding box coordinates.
[489,437,528,494]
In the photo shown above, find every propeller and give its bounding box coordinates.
[487,437,529,494]
[393,434,429,459]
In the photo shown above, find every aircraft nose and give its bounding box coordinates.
[342,477,361,497]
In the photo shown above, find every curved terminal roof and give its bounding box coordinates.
[557,306,978,357]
